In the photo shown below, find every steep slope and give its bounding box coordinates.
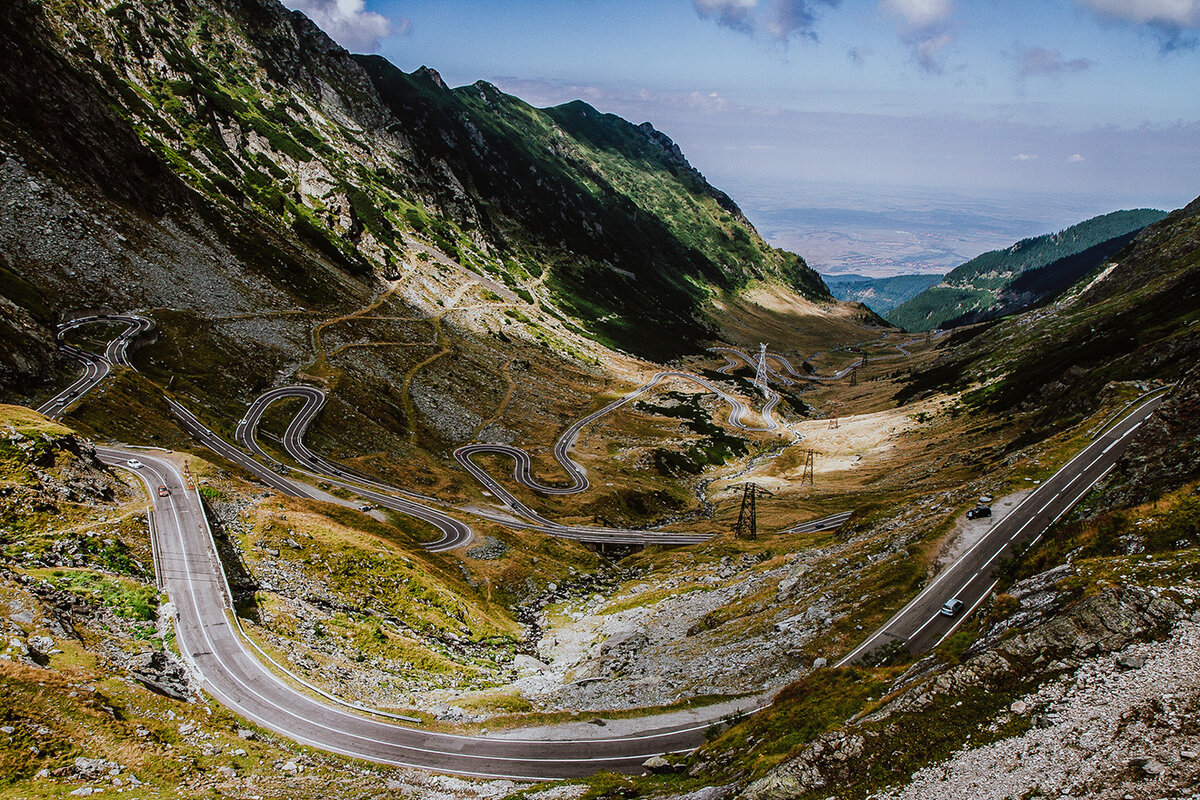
[887,209,1166,331]
[0,0,830,370]
[823,273,942,315]
[896,195,1200,426]
[352,59,829,354]
[588,197,1200,800]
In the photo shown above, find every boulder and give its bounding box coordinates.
[642,755,674,773]
[513,654,550,676]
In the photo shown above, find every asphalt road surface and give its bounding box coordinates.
[238,385,712,547]
[95,447,751,778]
[837,391,1166,665]
[236,386,474,552]
[36,314,151,418]
[33,314,1169,778]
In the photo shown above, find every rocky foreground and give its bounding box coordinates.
[670,559,1200,800]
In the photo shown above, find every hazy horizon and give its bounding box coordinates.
[284,0,1200,276]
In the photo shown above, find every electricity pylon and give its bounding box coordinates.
[732,482,774,539]
[800,450,816,486]
[753,343,770,395]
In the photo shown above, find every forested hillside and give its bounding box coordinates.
[824,273,942,315]
[887,209,1166,331]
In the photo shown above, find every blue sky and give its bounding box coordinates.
[286,0,1200,273]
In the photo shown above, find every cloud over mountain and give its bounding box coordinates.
[283,0,403,52]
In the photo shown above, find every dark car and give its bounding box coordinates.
[966,505,992,520]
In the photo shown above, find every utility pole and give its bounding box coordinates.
[732,482,774,539]
[753,343,770,395]
[829,401,839,429]
[801,450,816,486]
[849,365,858,386]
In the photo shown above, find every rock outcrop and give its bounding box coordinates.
[739,579,1182,800]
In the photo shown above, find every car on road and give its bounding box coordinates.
[126,459,144,469]
[966,505,992,519]
[358,504,374,512]
[157,486,170,497]
[940,598,964,616]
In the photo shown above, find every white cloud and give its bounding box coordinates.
[283,0,404,52]
[1078,0,1200,27]
[1067,153,1086,162]
[1011,153,1038,161]
[1077,0,1200,50]
[880,0,953,28]
[692,0,841,42]
[880,0,956,73]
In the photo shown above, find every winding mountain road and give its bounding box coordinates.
[31,312,1169,779]
[238,384,714,547]
[452,369,783,507]
[235,386,474,552]
[709,337,928,386]
[36,314,151,417]
[99,446,744,778]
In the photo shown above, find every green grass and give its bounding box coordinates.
[702,666,892,776]
[32,568,161,621]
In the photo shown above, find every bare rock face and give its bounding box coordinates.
[1107,364,1200,507]
[0,286,57,394]
[739,581,1182,800]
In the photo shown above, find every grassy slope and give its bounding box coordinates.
[887,208,1167,331]
[896,195,1200,428]
[3,0,832,365]
[544,198,1200,799]
[355,58,831,358]
[0,405,595,792]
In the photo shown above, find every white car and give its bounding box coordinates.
[940,598,964,617]
[126,459,144,469]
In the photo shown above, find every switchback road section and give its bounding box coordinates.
[97,446,751,779]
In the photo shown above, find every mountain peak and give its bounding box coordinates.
[413,65,447,90]
[637,121,692,172]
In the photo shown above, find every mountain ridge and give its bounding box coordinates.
[887,208,1166,331]
[823,273,943,315]
[0,0,835,375]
